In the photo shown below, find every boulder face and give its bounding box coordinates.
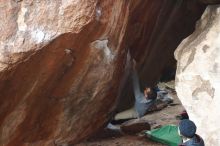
[0,1,129,145]
[175,5,220,146]
[0,0,205,146]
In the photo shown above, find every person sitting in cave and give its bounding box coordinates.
[112,59,157,123]
[178,119,204,146]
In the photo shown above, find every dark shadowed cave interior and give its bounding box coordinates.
[115,0,206,113]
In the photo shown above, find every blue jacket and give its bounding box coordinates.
[179,134,205,146]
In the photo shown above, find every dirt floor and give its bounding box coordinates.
[76,81,184,146]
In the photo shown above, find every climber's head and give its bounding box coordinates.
[144,87,157,100]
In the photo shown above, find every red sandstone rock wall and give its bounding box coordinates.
[0,1,130,145]
[0,0,205,145]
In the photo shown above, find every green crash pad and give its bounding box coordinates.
[146,125,181,146]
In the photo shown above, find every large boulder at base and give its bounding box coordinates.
[120,119,151,135]
[175,5,220,146]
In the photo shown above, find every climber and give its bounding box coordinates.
[178,119,204,146]
[131,59,157,118]
[112,59,157,122]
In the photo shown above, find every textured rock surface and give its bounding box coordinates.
[0,0,205,146]
[0,1,129,145]
[175,5,220,146]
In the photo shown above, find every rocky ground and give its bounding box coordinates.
[76,81,184,146]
